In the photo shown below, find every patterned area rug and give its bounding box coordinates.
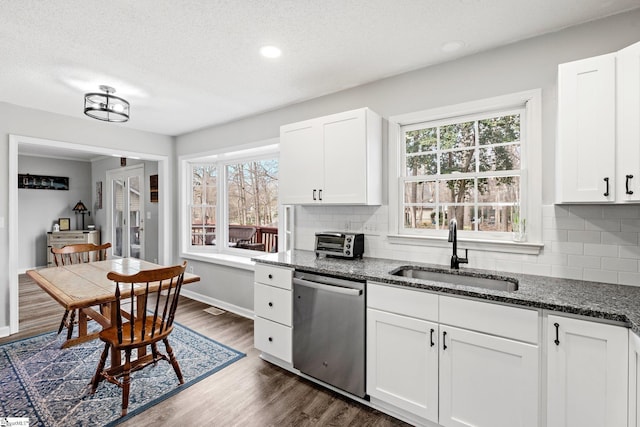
[0,322,245,426]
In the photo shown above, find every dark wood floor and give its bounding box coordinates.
[2,275,409,427]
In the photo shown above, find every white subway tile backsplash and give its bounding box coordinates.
[551,241,584,255]
[601,232,639,246]
[601,257,638,272]
[618,271,640,287]
[567,230,601,243]
[584,219,621,232]
[583,269,618,284]
[294,203,640,286]
[584,243,618,257]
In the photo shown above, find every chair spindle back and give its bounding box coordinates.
[52,243,111,266]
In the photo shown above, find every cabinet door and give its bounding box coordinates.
[279,120,323,204]
[439,325,539,427]
[630,331,640,427]
[547,315,628,427]
[366,308,439,422]
[617,41,640,202]
[321,109,368,204]
[557,53,616,203]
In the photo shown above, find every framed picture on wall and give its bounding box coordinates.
[58,218,70,231]
[96,181,103,210]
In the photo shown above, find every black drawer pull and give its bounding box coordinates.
[268,302,273,307]
[268,337,273,342]
[268,274,273,279]
[604,177,610,197]
[442,331,447,350]
[313,189,317,201]
[627,175,634,195]
[554,322,560,346]
[430,328,435,347]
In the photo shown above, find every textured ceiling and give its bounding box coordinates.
[2,0,639,136]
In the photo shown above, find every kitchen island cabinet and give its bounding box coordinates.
[546,314,628,427]
[279,107,381,205]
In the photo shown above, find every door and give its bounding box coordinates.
[439,325,539,427]
[547,315,628,427]
[557,53,616,202]
[279,120,323,204]
[617,40,640,202]
[366,308,439,422]
[108,165,145,259]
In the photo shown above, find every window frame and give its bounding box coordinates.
[179,139,280,267]
[388,90,543,255]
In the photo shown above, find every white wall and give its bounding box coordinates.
[18,155,93,269]
[0,102,173,333]
[175,9,640,301]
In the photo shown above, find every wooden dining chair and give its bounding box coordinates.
[90,261,187,416]
[51,242,112,339]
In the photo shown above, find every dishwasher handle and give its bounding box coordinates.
[293,277,363,296]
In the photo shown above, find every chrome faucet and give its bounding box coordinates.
[448,219,468,269]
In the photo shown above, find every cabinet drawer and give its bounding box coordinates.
[368,282,438,322]
[254,264,292,290]
[254,283,292,326]
[440,295,539,344]
[49,233,87,243]
[254,317,292,363]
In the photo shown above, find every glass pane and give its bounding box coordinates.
[226,159,279,252]
[192,165,216,204]
[406,153,437,176]
[438,178,475,204]
[479,145,520,172]
[405,127,437,154]
[403,205,436,229]
[440,205,475,231]
[112,179,125,257]
[478,114,520,145]
[475,205,513,232]
[404,181,436,204]
[128,176,141,258]
[477,176,520,204]
[440,121,475,150]
[440,149,476,174]
[190,206,216,246]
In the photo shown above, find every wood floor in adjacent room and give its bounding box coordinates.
[3,275,408,427]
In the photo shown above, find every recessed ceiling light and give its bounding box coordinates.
[441,40,465,53]
[260,45,282,58]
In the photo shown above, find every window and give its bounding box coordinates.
[182,142,279,259]
[402,110,522,234]
[389,90,543,253]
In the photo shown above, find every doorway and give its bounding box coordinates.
[107,165,145,259]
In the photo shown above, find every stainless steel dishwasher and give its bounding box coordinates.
[292,271,366,398]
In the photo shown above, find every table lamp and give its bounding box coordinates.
[72,200,90,230]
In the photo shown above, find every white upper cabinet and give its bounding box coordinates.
[556,53,616,203]
[557,40,640,203]
[279,108,382,205]
[617,40,640,202]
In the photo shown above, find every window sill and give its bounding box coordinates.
[387,234,544,255]
[181,251,256,271]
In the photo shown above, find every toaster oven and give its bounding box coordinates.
[315,232,364,259]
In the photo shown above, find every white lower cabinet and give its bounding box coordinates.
[439,325,539,427]
[546,314,628,427]
[366,283,539,427]
[367,308,439,422]
[630,331,640,427]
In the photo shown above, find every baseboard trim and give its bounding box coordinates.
[0,326,11,338]
[180,289,254,319]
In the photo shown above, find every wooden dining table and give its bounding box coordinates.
[26,258,200,364]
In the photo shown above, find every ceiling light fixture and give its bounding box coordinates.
[260,45,282,58]
[84,85,130,122]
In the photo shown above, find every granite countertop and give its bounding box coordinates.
[253,250,640,335]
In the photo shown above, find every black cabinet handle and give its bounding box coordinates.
[319,189,323,201]
[604,177,610,197]
[627,175,634,195]
[268,274,273,279]
[313,189,317,201]
[442,331,447,350]
[268,302,273,307]
[430,328,435,347]
[554,322,560,346]
[268,337,273,342]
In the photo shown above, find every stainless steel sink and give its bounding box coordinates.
[390,267,518,292]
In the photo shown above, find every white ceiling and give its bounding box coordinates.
[3,0,639,137]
